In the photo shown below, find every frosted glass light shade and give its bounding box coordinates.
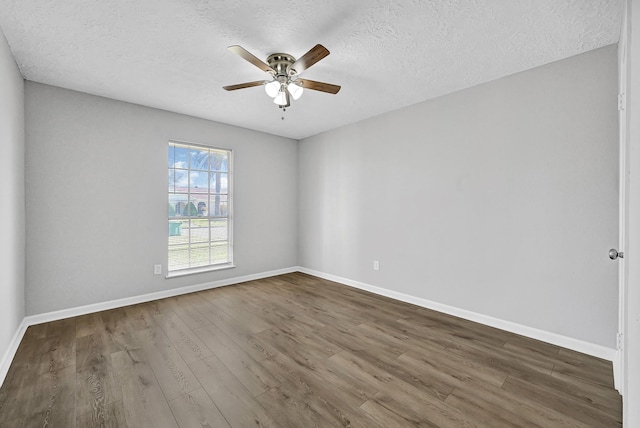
[265,80,280,98]
[273,90,288,106]
[287,81,303,100]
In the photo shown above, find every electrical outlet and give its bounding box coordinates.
[373,260,380,270]
[154,264,162,275]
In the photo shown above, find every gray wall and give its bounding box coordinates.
[0,30,25,358]
[298,45,619,348]
[25,83,298,315]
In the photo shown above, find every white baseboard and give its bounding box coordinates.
[1,265,618,389]
[298,267,618,362]
[0,318,28,387]
[25,266,297,326]
[613,349,623,393]
[0,266,297,387]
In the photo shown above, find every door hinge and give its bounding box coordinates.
[617,332,624,350]
[619,93,626,111]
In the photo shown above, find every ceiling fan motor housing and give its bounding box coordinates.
[267,53,296,78]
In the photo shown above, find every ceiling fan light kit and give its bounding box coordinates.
[264,80,281,97]
[223,44,340,111]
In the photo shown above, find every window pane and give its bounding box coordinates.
[190,244,210,268]
[169,248,190,271]
[174,145,189,168]
[190,148,209,171]
[210,151,228,172]
[211,242,229,263]
[174,169,188,190]
[189,228,209,244]
[182,201,198,217]
[211,218,228,241]
[168,220,188,244]
[190,171,209,193]
[210,172,228,194]
[168,145,175,168]
[209,195,228,216]
[190,221,209,244]
[196,200,208,216]
[169,194,188,216]
[190,218,208,228]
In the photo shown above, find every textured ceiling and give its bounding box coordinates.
[0,0,623,140]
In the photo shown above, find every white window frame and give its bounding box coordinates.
[167,140,234,277]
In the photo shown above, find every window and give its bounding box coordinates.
[168,141,233,275]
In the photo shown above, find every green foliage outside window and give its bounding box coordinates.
[183,201,198,216]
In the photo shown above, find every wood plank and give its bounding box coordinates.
[153,311,213,364]
[100,308,139,352]
[258,378,386,428]
[189,355,277,427]
[133,322,201,401]
[111,348,179,428]
[200,291,273,334]
[23,322,48,340]
[190,297,276,362]
[256,323,343,362]
[502,374,622,426]
[552,352,617,388]
[75,333,123,419]
[0,365,36,423]
[76,312,107,338]
[445,339,555,378]
[122,303,157,332]
[364,382,478,428]
[21,363,76,427]
[361,397,438,427]
[400,347,508,388]
[170,295,213,330]
[193,324,279,396]
[233,283,327,331]
[445,381,588,428]
[255,350,383,428]
[76,400,127,428]
[168,388,230,428]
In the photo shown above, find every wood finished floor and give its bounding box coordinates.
[0,272,622,427]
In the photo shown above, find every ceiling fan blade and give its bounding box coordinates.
[228,45,274,74]
[223,80,267,91]
[297,78,341,94]
[289,44,330,75]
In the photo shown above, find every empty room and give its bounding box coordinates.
[1,0,639,426]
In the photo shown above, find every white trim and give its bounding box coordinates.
[298,267,617,362]
[616,0,629,396]
[166,263,236,278]
[1,265,617,389]
[25,267,297,326]
[0,318,28,387]
[614,349,623,391]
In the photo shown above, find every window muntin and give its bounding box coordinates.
[168,141,232,274]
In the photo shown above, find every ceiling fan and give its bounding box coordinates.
[223,44,341,109]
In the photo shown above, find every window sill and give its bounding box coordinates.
[166,263,236,279]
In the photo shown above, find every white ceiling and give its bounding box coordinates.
[0,0,623,140]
